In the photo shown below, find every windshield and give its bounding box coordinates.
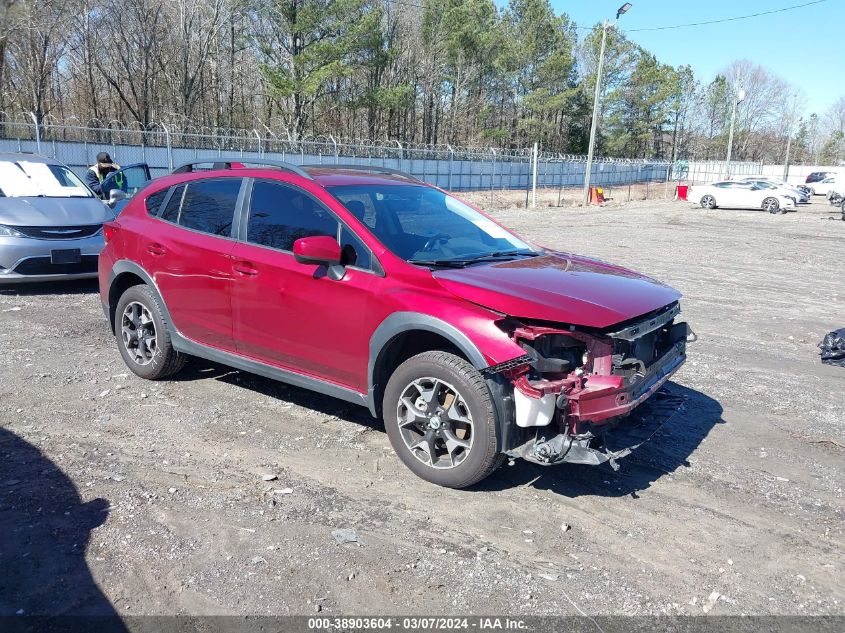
[328,184,534,265]
[0,160,92,198]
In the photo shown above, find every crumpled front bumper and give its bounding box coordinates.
[507,386,688,469]
[506,323,690,469]
[566,339,686,425]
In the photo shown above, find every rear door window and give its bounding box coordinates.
[160,179,241,237]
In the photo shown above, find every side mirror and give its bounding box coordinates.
[293,235,342,266]
[107,189,127,208]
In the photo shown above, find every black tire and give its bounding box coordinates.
[700,195,716,210]
[383,351,503,488]
[762,197,780,214]
[840,199,845,220]
[114,284,187,380]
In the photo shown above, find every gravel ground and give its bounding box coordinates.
[0,196,842,619]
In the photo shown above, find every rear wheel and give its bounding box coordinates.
[115,285,186,380]
[762,197,780,214]
[700,195,716,209]
[383,351,503,488]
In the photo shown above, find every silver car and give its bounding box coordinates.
[0,153,119,283]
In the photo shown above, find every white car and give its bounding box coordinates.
[809,177,841,196]
[735,178,808,204]
[690,181,796,214]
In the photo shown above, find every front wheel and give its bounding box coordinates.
[762,197,780,214]
[700,195,716,209]
[383,351,503,488]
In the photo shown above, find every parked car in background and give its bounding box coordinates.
[99,160,690,488]
[735,177,809,204]
[0,153,120,283]
[745,176,810,199]
[810,176,842,197]
[805,171,837,185]
[690,180,795,214]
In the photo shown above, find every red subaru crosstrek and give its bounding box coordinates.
[99,161,690,488]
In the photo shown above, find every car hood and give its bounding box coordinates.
[0,196,113,226]
[433,252,681,328]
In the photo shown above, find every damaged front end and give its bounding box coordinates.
[487,302,693,470]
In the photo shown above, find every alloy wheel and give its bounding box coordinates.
[396,377,474,470]
[763,197,779,213]
[121,301,157,365]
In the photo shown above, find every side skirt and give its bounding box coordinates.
[171,333,372,412]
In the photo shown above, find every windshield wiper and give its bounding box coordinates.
[471,249,539,260]
[409,258,473,268]
[410,250,538,268]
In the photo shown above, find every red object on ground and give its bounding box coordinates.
[588,186,605,204]
[676,184,688,201]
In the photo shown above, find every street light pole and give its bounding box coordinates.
[583,4,631,206]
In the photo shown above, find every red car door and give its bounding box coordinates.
[142,177,244,351]
[229,178,381,391]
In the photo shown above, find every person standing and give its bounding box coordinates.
[85,152,120,198]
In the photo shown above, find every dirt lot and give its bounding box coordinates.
[1,196,843,619]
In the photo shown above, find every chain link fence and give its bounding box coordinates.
[0,113,761,202]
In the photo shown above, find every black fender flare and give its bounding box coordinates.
[107,261,176,334]
[367,312,516,450]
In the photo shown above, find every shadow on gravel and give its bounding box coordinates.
[0,427,127,631]
[0,279,99,296]
[173,362,722,497]
[477,382,724,498]
[170,360,382,431]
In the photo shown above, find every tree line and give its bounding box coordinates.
[1,0,843,163]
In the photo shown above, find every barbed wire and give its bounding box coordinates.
[0,111,761,167]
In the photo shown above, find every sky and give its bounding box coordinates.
[539,0,844,117]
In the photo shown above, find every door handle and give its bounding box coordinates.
[146,242,166,256]
[232,260,259,276]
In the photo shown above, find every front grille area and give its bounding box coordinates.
[611,321,688,382]
[13,225,102,240]
[12,256,99,276]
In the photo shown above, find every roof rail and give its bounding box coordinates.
[172,159,313,180]
[301,163,421,183]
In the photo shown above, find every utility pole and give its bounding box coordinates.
[724,70,744,178]
[531,142,538,208]
[582,20,608,206]
[583,4,632,206]
[783,94,802,182]
[784,133,793,182]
